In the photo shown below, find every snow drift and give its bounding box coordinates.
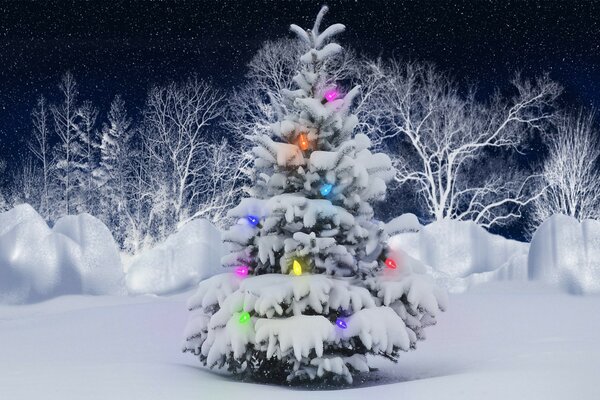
[388,216,528,292]
[529,214,600,294]
[126,219,225,295]
[0,204,124,304]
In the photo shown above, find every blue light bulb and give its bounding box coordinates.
[336,318,347,329]
[247,215,259,226]
[320,183,333,197]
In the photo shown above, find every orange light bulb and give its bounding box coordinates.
[298,133,309,151]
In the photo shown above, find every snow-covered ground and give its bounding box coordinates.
[1,282,598,399]
[2,205,599,397]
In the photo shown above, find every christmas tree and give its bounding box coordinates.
[183,6,447,384]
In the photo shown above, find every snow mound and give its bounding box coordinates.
[126,219,225,295]
[388,217,528,292]
[0,204,124,304]
[529,214,600,294]
[53,214,125,295]
[385,213,422,236]
[0,203,47,236]
[436,253,529,293]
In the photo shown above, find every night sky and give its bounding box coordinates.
[1,0,599,168]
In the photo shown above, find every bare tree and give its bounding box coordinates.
[29,95,53,218]
[120,136,163,252]
[144,76,225,227]
[51,72,79,215]
[531,109,600,226]
[179,139,247,228]
[9,157,40,208]
[73,100,99,213]
[367,61,561,228]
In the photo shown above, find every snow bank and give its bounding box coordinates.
[0,204,124,304]
[529,214,600,294]
[388,217,528,292]
[389,214,600,295]
[126,219,225,295]
[54,214,125,295]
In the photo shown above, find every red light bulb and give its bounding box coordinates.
[385,258,397,269]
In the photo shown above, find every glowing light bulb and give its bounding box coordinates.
[292,260,303,275]
[385,258,397,269]
[236,266,249,277]
[239,311,251,324]
[324,89,339,102]
[320,183,333,197]
[247,215,259,226]
[298,133,309,151]
[336,318,347,329]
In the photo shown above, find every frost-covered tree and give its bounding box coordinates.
[51,72,79,215]
[9,156,41,208]
[531,109,600,226]
[120,137,158,252]
[73,100,99,214]
[183,7,446,385]
[97,96,131,192]
[366,61,561,228]
[144,76,225,229]
[29,96,53,218]
[179,138,248,228]
[95,95,133,242]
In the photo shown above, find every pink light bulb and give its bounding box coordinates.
[324,89,339,102]
[236,266,249,277]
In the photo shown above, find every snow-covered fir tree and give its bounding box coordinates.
[183,6,447,384]
[95,95,133,242]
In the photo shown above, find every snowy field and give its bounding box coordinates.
[1,282,598,400]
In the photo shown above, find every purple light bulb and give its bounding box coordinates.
[324,89,339,102]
